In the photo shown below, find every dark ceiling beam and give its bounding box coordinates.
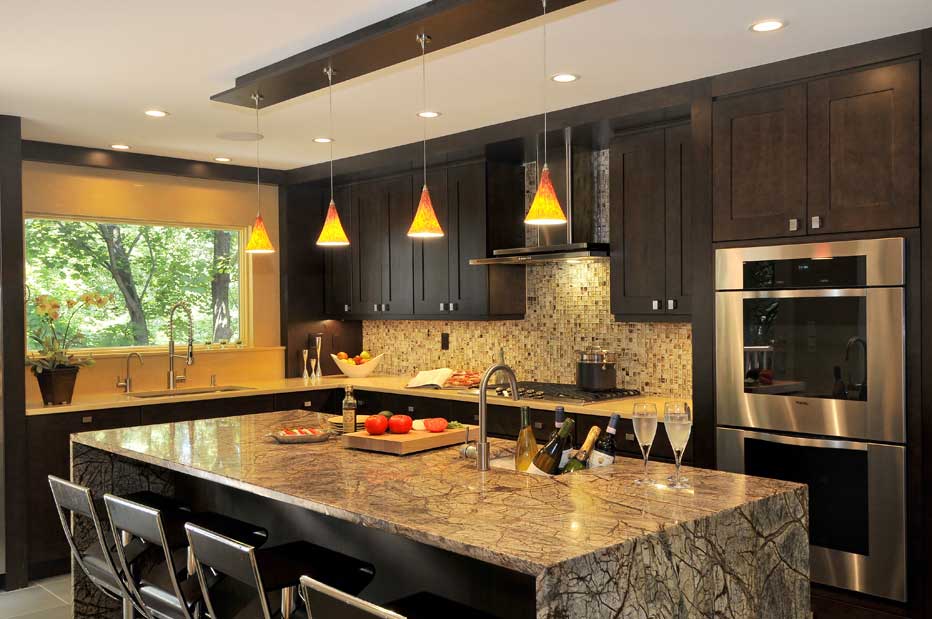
[21,141,286,185]
[211,0,588,109]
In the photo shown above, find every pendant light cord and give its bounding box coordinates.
[542,0,548,168]
[253,92,261,216]
[325,65,335,201]
[419,33,429,188]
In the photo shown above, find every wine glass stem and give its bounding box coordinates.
[642,444,651,479]
[674,450,683,485]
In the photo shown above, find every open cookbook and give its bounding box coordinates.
[405,369,482,390]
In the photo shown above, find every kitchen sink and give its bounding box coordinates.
[128,385,254,399]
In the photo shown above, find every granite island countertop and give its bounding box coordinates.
[71,410,809,618]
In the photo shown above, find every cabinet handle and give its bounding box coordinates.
[303,401,313,408]
[381,304,389,312]
[811,216,822,230]
[788,218,799,232]
[533,421,543,430]
[624,432,635,442]
[449,302,458,311]
[373,304,380,312]
[651,299,661,311]
[82,415,93,424]
[667,299,677,311]
[439,302,447,312]
[344,304,350,313]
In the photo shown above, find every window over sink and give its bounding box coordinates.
[25,216,244,350]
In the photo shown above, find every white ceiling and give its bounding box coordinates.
[2,0,931,170]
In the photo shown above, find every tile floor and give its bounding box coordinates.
[0,575,72,618]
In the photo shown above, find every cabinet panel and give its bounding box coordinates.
[140,395,275,425]
[414,169,450,315]
[382,175,415,316]
[610,129,667,315]
[664,124,692,316]
[273,390,341,414]
[448,162,490,316]
[352,180,385,315]
[323,185,354,316]
[27,407,142,576]
[807,62,919,233]
[713,85,806,241]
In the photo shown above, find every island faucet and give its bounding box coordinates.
[167,301,194,390]
[477,362,519,471]
[116,352,143,393]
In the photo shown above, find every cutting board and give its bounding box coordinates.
[341,425,477,455]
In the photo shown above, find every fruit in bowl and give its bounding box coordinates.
[330,351,383,378]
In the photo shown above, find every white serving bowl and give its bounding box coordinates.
[330,353,383,378]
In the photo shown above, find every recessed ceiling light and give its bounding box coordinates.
[110,144,131,150]
[750,19,785,33]
[313,137,334,144]
[144,109,169,118]
[417,111,441,119]
[551,73,579,83]
[214,157,232,162]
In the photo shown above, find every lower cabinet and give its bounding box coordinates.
[26,407,142,579]
[273,389,343,414]
[575,414,693,464]
[139,395,275,425]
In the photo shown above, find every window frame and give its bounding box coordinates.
[23,212,253,355]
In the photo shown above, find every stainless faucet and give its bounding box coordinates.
[116,352,143,393]
[167,301,195,390]
[476,363,519,471]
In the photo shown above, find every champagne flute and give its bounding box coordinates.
[632,403,658,485]
[664,411,692,489]
[665,402,691,483]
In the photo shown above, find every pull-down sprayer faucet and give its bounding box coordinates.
[167,301,195,390]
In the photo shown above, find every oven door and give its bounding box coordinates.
[717,427,906,601]
[716,287,904,442]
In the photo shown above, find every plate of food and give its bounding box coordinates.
[270,427,331,444]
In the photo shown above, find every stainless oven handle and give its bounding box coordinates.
[721,427,867,452]
[739,288,886,299]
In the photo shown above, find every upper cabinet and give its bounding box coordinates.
[610,123,692,320]
[324,158,526,321]
[713,61,919,242]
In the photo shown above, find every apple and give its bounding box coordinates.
[353,355,363,365]
[360,350,372,360]
[337,351,349,360]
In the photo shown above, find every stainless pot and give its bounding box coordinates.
[576,348,617,392]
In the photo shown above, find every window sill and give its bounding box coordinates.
[26,345,285,361]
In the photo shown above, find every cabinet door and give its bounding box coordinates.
[352,180,385,316]
[807,62,919,233]
[413,169,450,315]
[713,85,807,241]
[448,162,489,316]
[610,128,668,316]
[273,390,340,413]
[324,185,355,317]
[381,175,414,316]
[28,408,142,575]
[664,124,692,316]
[140,395,275,425]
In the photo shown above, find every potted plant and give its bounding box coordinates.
[26,291,113,405]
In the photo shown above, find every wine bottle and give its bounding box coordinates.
[562,426,601,473]
[588,414,620,468]
[528,417,575,475]
[514,406,538,472]
[547,406,573,469]
[341,386,357,434]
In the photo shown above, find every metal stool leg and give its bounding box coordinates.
[281,586,296,619]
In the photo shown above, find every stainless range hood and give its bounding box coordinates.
[470,127,609,266]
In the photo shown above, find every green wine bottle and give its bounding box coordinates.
[562,426,601,474]
[528,417,575,475]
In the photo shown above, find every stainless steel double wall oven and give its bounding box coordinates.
[715,238,906,602]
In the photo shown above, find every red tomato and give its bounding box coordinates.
[364,415,389,435]
[388,414,413,434]
[423,418,448,433]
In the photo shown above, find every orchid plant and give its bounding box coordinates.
[26,291,114,372]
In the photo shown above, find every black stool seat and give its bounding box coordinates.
[386,592,499,619]
[161,510,269,550]
[255,541,374,596]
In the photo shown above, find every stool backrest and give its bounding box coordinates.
[300,576,404,619]
[47,475,141,609]
[184,522,272,619]
[104,493,193,619]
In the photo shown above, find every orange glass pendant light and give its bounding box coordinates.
[318,199,350,246]
[245,92,276,254]
[407,33,444,239]
[525,0,567,226]
[316,66,351,246]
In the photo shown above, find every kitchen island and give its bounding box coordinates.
[70,410,809,618]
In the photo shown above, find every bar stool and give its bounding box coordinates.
[48,475,184,618]
[300,575,500,619]
[104,493,269,619]
[185,522,376,619]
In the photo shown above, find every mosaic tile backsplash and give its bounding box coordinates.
[363,149,692,398]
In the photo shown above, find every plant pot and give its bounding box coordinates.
[34,366,79,405]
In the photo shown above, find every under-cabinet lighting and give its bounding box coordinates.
[110,144,131,150]
[214,157,232,162]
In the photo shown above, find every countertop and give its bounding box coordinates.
[71,410,802,577]
[27,374,690,419]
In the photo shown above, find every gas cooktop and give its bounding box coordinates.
[490,382,641,405]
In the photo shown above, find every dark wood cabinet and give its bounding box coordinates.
[273,389,342,414]
[807,61,919,234]
[713,62,919,242]
[610,123,692,320]
[324,158,525,321]
[139,395,275,425]
[27,407,142,577]
[712,84,807,241]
